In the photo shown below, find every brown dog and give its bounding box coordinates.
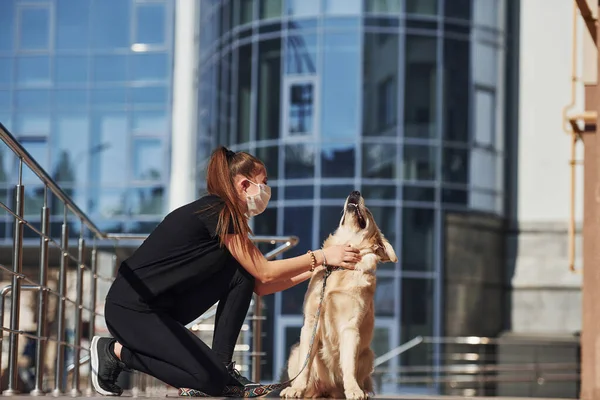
[280,191,398,399]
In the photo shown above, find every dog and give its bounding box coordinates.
[280,191,398,400]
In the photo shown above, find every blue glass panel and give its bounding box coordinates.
[129,186,165,215]
[55,56,89,84]
[15,89,51,110]
[52,113,90,185]
[132,110,168,133]
[0,58,13,86]
[321,143,355,178]
[90,188,127,218]
[324,0,361,15]
[91,111,128,185]
[56,0,91,49]
[131,86,168,106]
[91,88,128,108]
[92,55,128,83]
[321,31,360,140]
[0,1,15,51]
[19,6,50,50]
[13,112,50,135]
[131,53,169,81]
[91,0,131,50]
[0,91,9,110]
[402,208,435,271]
[20,139,48,184]
[16,56,50,86]
[0,144,13,183]
[133,138,163,181]
[135,3,166,45]
[0,114,11,131]
[286,0,320,17]
[285,33,317,75]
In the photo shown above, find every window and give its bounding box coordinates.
[16,56,50,86]
[91,0,130,50]
[285,144,316,179]
[321,144,355,178]
[91,111,128,185]
[403,145,437,181]
[19,138,48,184]
[131,53,169,82]
[0,1,15,51]
[129,186,165,215]
[283,77,318,137]
[285,0,320,17]
[402,208,435,272]
[406,0,437,15]
[93,55,128,84]
[237,44,252,143]
[362,143,397,179]
[18,5,51,51]
[404,36,438,138]
[285,33,317,75]
[55,56,89,84]
[473,42,498,87]
[259,0,283,19]
[256,38,282,140]
[56,0,91,50]
[378,77,396,130]
[52,113,90,185]
[470,148,495,191]
[443,38,470,142]
[324,0,361,15]
[365,0,401,13]
[133,138,163,181]
[474,88,495,147]
[134,2,167,47]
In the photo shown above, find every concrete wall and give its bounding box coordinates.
[511,0,586,334]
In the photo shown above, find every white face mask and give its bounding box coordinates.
[245,180,271,217]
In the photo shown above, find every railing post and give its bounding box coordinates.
[31,186,50,396]
[70,223,85,396]
[53,206,69,396]
[4,159,25,396]
[86,243,98,396]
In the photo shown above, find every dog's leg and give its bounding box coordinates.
[280,314,320,398]
[339,328,368,400]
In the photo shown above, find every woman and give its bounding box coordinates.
[90,146,361,397]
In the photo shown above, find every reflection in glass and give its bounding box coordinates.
[132,86,168,106]
[404,185,435,202]
[16,56,50,86]
[443,39,470,142]
[474,0,500,27]
[93,55,127,83]
[260,0,283,19]
[286,0,320,17]
[402,208,434,271]
[404,36,437,138]
[52,114,90,185]
[470,191,496,213]
[132,110,168,133]
[375,277,395,316]
[474,89,494,146]
[91,0,130,49]
[0,2,14,51]
[55,90,88,110]
[237,44,252,143]
[91,88,128,107]
[365,0,401,13]
[19,6,50,50]
[282,206,313,314]
[442,188,467,205]
[286,33,317,75]
[285,145,315,179]
[286,81,315,135]
[362,33,398,136]
[321,144,355,178]
[234,0,254,26]
[135,2,166,45]
[256,146,279,180]
[362,143,396,179]
[131,53,169,81]
[55,56,89,84]
[133,138,163,181]
[15,90,51,110]
[90,188,127,218]
[322,31,360,140]
[91,111,127,185]
[319,206,343,245]
[0,59,11,85]
[23,186,45,217]
[442,147,468,184]
[130,186,165,215]
[13,113,50,135]
[49,188,87,216]
[403,145,437,181]
[444,0,471,20]
[473,42,498,87]
[362,185,395,200]
[324,0,361,15]
[401,277,434,372]
[0,92,8,110]
[286,185,314,199]
[0,147,12,183]
[406,0,437,15]
[56,0,90,50]
[257,39,282,141]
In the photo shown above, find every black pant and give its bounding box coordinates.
[104,258,255,396]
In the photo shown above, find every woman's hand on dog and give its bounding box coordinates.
[322,244,361,269]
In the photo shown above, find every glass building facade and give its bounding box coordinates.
[0,0,175,241]
[198,0,508,391]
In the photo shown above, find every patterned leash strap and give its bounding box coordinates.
[179,265,343,399]
[241,265,342,398]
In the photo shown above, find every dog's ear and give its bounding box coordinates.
[376,236,398,263]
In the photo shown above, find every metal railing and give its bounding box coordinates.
[0,123,298,395]
[373,335,580,397]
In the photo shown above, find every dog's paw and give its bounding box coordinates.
[280,386,306,398]
[344,388,368,400]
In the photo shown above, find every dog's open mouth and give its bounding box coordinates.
[346,192,366,229]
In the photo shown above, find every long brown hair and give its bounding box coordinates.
[204,146,265,248]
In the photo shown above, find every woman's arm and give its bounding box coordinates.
[254,267,323,296]
[223,234,359,284]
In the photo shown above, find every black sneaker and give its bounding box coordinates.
[226,361,259,387]
[90,336,126,396]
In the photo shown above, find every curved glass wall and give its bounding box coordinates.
[0,0,175,240]
[198,0,507,392]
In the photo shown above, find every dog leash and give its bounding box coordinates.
[179,264,343,398]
